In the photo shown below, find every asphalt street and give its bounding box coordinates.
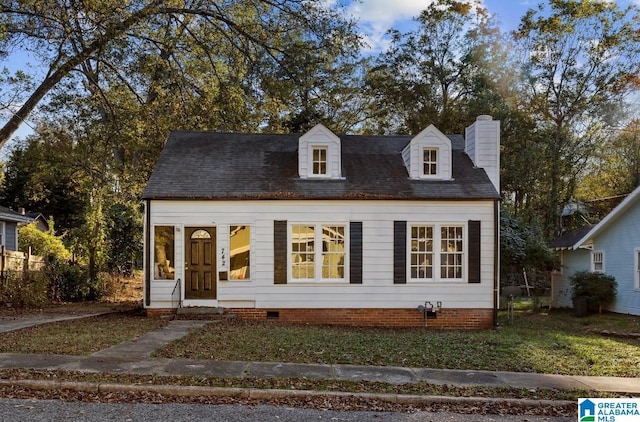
[0,398,574,422]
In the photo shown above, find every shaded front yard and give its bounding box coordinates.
[0,308,167,355]
[0,303,638,378]
[155,308,640,377]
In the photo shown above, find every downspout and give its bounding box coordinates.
[493,199,500,326]
[144,199,151,307]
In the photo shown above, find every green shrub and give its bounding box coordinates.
[570,270,617,311]
[0,271,48,308]
[18,222,71,261]
[45,261,100,302]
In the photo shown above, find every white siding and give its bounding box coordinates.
[298,124,342,179]
[402,125,452,180]
[146,200,496,311]
[465,117,500,192]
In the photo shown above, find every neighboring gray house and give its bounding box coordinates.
[0,206,34,251]
[142,117,501,328]
[25,212,49,232]
[550,185,640,315]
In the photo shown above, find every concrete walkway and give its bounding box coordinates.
[0,312,121,333]
[0,317,638,394]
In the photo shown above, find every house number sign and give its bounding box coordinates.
[219,247,227,270]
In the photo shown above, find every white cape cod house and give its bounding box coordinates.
[142,116,501,328]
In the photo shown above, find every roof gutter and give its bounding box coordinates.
[493,199,500,327]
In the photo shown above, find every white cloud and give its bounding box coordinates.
[344,0,436,52]
[345,0,433,28]
[344,0,489,52]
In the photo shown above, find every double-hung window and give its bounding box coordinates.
[291,224,345,281]
[441,226,464,279]
[312,147,328,176]
[409,224,464,281]
[591,251,604,272]
[410,226,433,279]
[423,148,438,176]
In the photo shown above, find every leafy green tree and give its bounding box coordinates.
[512,0,640,236]
[500,209,555,289]
[0,129,87,233]
[365,0,512,134]
[577,119,640,202]
[106,202,143,274]
[0,0,359,146]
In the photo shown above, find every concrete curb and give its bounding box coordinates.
[0,379,576,409]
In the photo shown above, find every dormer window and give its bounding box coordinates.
[402,125,452,180]
[312,147,328,175]
[423,148,438,176]
[298,124,342,179]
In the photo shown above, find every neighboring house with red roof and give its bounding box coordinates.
[550,185,640,315]
[142,116,501,328]
[0,206,34,251]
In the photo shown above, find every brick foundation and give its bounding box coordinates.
[231,308,494,329]
[145,308,176,318]
[147,307,494,329]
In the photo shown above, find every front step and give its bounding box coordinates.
[176,306,225,315]
[174,306,236,320]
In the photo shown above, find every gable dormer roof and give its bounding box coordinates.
[143,131,499,201]
[298,124,342,179]
[402,124,452,180]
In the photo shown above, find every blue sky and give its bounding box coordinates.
[347,0,640,51]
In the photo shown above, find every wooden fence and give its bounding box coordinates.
[0,246,45,275]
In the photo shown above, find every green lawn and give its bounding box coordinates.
[1,304,637,378]
[0,309,167,355]
[155,307,640,377]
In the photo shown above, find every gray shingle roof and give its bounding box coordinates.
[142,131,500,201]
[549,225,595,250]
[0,205,33,223]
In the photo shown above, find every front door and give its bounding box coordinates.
[185,227,216,299]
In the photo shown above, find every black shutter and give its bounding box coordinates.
[350,222,363,284]
[274,220,287,284]
[468,220,481,283]
[393,221,407,284]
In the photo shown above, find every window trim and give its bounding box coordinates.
[228,225,252,281]
[422,147,438,177]
[310,146,328,177]
[591,250,604,273]
[407,222,466,282]
[409,224,434,281]
[152,225,175,281]
[634,248,640,291]
[288,222,348,283]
